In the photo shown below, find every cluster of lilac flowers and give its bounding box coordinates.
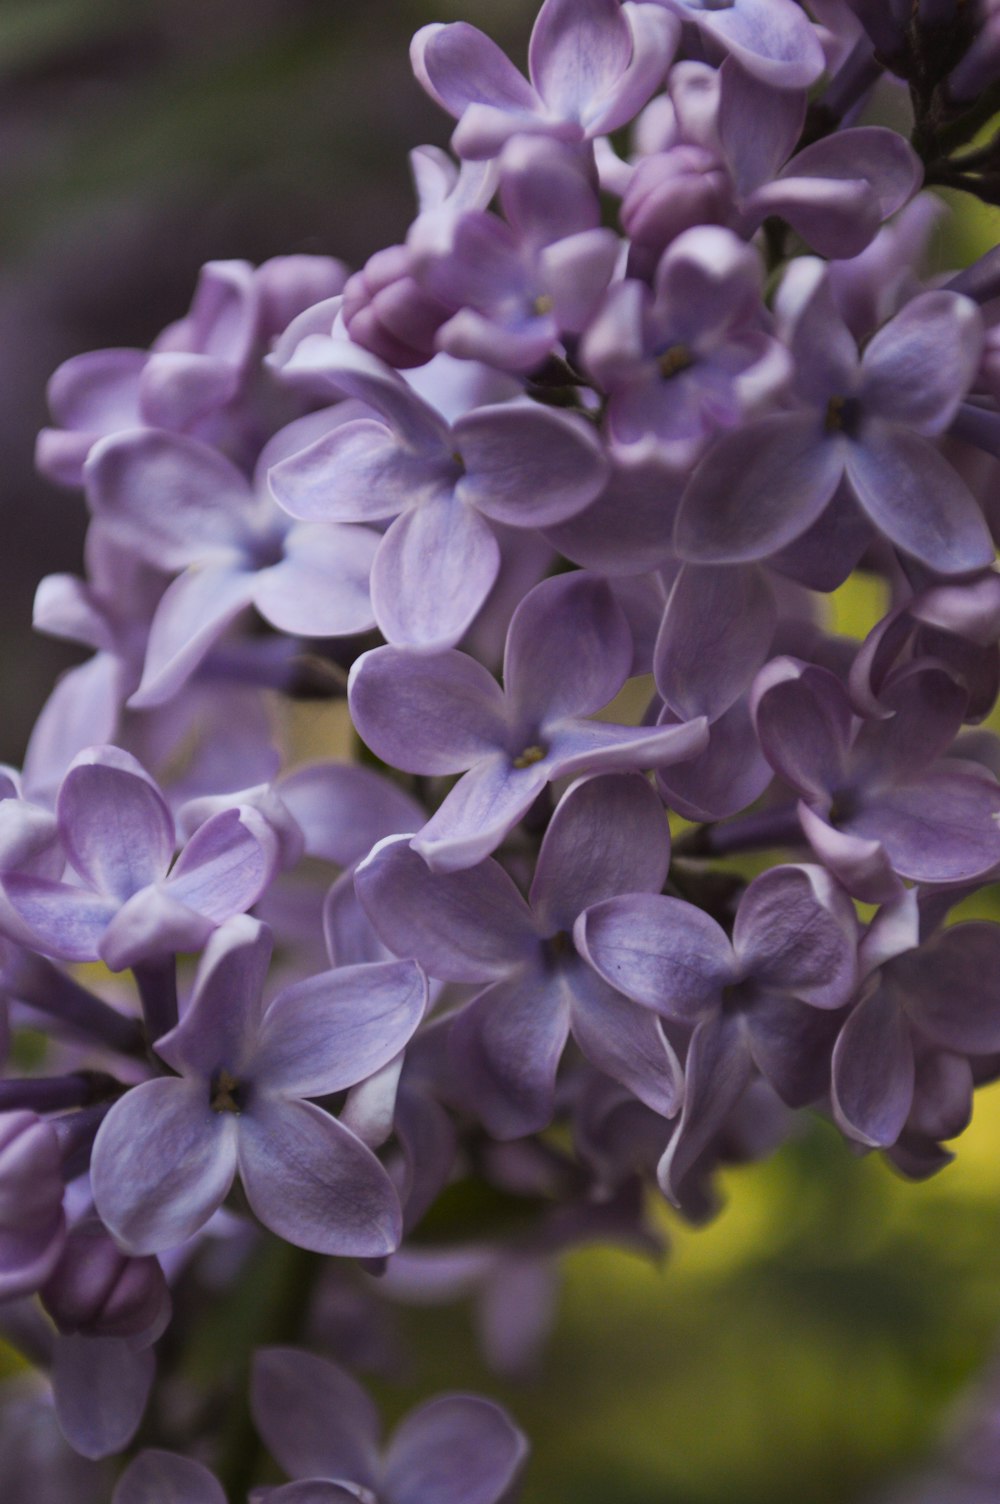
[2,0,1000,1495]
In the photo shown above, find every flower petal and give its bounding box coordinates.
[503,572,632,724]
[237,1096,401,1256]
[832,983,914,1147]
[58,747,174,901]
[253,959,426,1098]
[348,646,506,776]
[576,892,733,1021]
[113,1450,227,1504]
[54,1335,154,1461]
[371,495,501,649]
[455,404,608,527]
[91,1078,238,1255]
[254,525,377,638]
[383,1395,528,1504]
[355,835,537,982]
[250,1347,380,1488]
[448,973,571,1138]
[570,966,682,1117]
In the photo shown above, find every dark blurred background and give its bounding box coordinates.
[4,6,1000,1501]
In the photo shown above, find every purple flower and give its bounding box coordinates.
[90,917,426,1255]
[416,137,620,374]
[675,267,992,575]
[268,341,608,648]
[252,1346,528,1504]
[357,773,681,1137]
[752,658,1000,901]
[581,226,790,454]
[577,862,857,1199]
[651,0,826,88]
[348,571,708,872]
[84,416,379,708]
[37,256,348,487]
[832,890,1000,1150]
[411,0,679,160]
[0,746,280,971]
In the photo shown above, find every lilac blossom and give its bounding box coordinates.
[577,862,857,1199]
[348,571,708,871]
[581,225,790,455]
[832,889,1000,1151]
[752,657,1000,901]
[415,137,620,373]
[85,414,379,708]
[268,340,608,648]
[0,747,280,972]
[675,266,993,574]
[356,773,681,1137]
[252,1347,527,1504]
[90,918,425,1255]
[411,0,680,160]
[37,256,348,487]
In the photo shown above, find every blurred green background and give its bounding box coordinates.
[3,3,1000,1499]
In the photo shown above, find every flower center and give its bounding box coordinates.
[533,293,554,316]
[824,395,862,438]
[512,743,547,769]
[210,1068,246,1115]
[658,344,693,379]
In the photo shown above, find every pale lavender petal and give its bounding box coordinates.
[99,884,218,972]
[165,807,279,922]
[845,423,994,575]
[85,431,255,569]
[348,647,506,775]
[859,291,982,433]
[528,0,632,117]
[47,348,145,431]
[267,420,442,524]
[113,1450,227,1504]
[583,2,681,135]
[54,1335,153,1461]
[355,836,537,981]
[504,573,632,724]
[237,1096,401,1256]
[744,175,881,260]
[655,563,775,722]
[253,959,425,1097]
[251,1347,380,1488]
[673,415,843,563]
[454,404,608,527]
[411,756,548,873]
[383,1395,527,1504]
[448,974,572,1138]
[832,983,914,1147]
[893,924,1000,1055]
[323,868,388,967]
[544,451,683,575]
[277,339,450,452]
[576,893,733,1020]
[156,916,273,1079]
[570,967,682,1117]
[658,1013,754,1206]
[129,564,257,710]
[411,22,539,119]
[547,714,708,781]
[717,57,804,196]
[254,524,378,638]
[139,352,240,430]
[530,771,670,931]
[733,864,857,1007]
[261,1486,368,1504]
[0,877,116,961]
[58,747,174,900]
[372,496,501,649]
[91,1078,238,1255]
[279,763,423,868]
[680,0,825,88]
